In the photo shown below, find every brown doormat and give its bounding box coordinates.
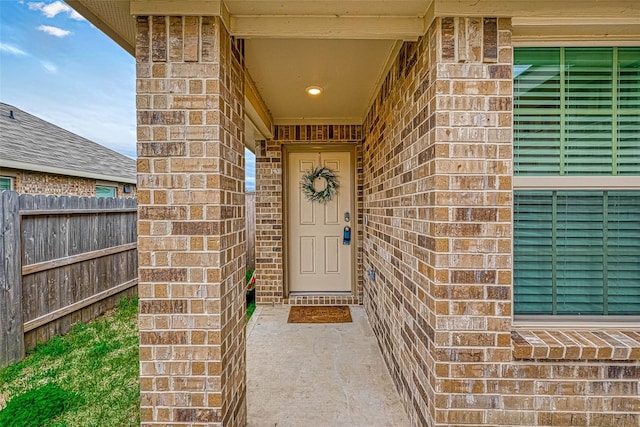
[287,305,352,323]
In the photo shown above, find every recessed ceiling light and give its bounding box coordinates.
[306,86,323,96]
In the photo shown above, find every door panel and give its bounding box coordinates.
[288,151,352,293]
[299,236,316,274]
[300,197,315,225]
[298,160,316,225]
[324,198,339,225]
[324,236,340,274]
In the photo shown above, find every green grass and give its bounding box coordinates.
[0,296,140,426]
[246,301,256,321]
[0,282,258,425]
[246,269,256,321]
[0,383,83,427]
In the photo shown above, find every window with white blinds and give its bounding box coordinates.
[96,185,117,198]
[513,47,640,317]
[514,191,640,315]
[514,47,640,176]
[0,177,12,191]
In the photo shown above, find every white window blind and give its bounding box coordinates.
[514,191,640,315]
[0,177,12,191]
[96,186,117,198]
[513,47,640,317]
[514,47,640,176]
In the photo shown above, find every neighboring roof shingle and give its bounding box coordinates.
[0,102,136,183]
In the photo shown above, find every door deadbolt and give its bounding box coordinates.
[344,212,350,222]
[343,226,351,245]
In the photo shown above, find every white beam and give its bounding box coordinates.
[513,17,640,26]
[245,99,273,141]
[244,72,274,139]
[433,0,640,18]
[243,117,258,153]
[131,0,223,16]
[512,17,640,44]
[230,16,425,40]
[130,0,231,30]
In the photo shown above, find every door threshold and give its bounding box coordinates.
[289,292,352,296]
[285,292,359,306]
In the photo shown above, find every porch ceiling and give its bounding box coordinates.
[67,0,430,127]
[245,38,399,124]
[66,0,640,129]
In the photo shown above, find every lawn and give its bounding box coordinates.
[246,269,256,321]
[0,274,257,426]
[0,297,140,427]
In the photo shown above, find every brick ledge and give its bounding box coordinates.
[511,330,640,361]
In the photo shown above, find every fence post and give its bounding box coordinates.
[0,191,24,368]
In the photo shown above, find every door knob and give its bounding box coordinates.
[344,212,350,222]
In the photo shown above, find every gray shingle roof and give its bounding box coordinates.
[0,102,136,183]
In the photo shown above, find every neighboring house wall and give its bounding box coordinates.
[362,17,639,426]
[0,168,136,198]
[255,125,363,305]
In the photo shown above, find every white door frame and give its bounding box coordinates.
[283,144,358,298]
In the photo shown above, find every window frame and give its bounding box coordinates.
[512,44,640,322]
[96,185,117,198]
[0,176,14,191]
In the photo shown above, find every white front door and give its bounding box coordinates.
[287,151,353,293]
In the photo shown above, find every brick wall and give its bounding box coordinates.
[136,16,246,426]
[255,124,363,305]
[363,17,639,426]
[2,168,136,198]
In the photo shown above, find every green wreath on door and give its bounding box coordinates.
[301,166,339,203]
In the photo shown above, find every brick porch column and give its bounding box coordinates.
[136,16,246,426]
[431,17,513,425]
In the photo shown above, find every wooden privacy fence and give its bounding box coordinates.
[246,191,255,271]
[0,191,137,368]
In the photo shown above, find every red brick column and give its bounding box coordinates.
[136,16,246,426]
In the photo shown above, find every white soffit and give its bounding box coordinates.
[66,0,135,54]
[245,38,397,124]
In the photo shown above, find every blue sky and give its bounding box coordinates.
[0,0,255,190]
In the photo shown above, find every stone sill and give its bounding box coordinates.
[511,330,640,361]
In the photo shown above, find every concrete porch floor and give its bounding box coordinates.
[246,305,410,427]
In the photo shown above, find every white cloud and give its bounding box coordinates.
[27,2,45,12]
[41,1,69,17]
[0,42,28,56]
[41,61,58,73]
[37,25,71,37]
[28,1,85,20]
[69,10,84,21]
